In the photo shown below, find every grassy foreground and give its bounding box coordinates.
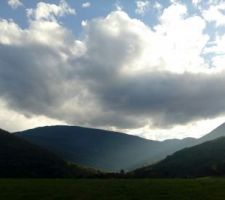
[0,178,225,200]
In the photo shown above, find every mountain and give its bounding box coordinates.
[15,125,196,171]
[0,128,96,178]
[131,136,225,178]
[199,123,225,143]
[14,122,225,173]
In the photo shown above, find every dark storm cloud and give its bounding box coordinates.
[2,41,225,129]
[0,44,69,117]
[89,71,225,127]
[1,10,225,131]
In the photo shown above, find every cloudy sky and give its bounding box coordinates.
[1,0,225,140]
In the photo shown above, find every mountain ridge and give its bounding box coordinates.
[15,122,225,172]
[15,125,196,171]
[0,128,98,178]
[131,136,225,178]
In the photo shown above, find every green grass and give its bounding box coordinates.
[0,178,225,200]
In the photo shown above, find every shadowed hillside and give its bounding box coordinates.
[15,123,225,172]
[132,136,225,178]
[16,125,196,171]
[0,129,97,178]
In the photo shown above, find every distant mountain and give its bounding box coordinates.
[199,123,225,143]
[15,126,196,171]
[14,122,225,173]
[131,136,225,178]
[0,128,96,178]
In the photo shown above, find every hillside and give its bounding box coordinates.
[15,125,196,171]
[15,123,225,172]
[132,136,225,178]
[0,129,96,178]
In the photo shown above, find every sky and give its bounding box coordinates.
[1,0,225,140]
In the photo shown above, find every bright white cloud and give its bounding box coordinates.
[152,3,209,73]
[192,0,201,7]
[160,3,187,23]
[81,20,88,26]
[27,0,75,21]
[135,1,150,15]
[82,2,91,8]
[8,0,22,9]
[202,2,225,27]
[0,19,24,44]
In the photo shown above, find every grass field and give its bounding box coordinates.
[0,178,225,200]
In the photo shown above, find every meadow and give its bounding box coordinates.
[0,178,225,200]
